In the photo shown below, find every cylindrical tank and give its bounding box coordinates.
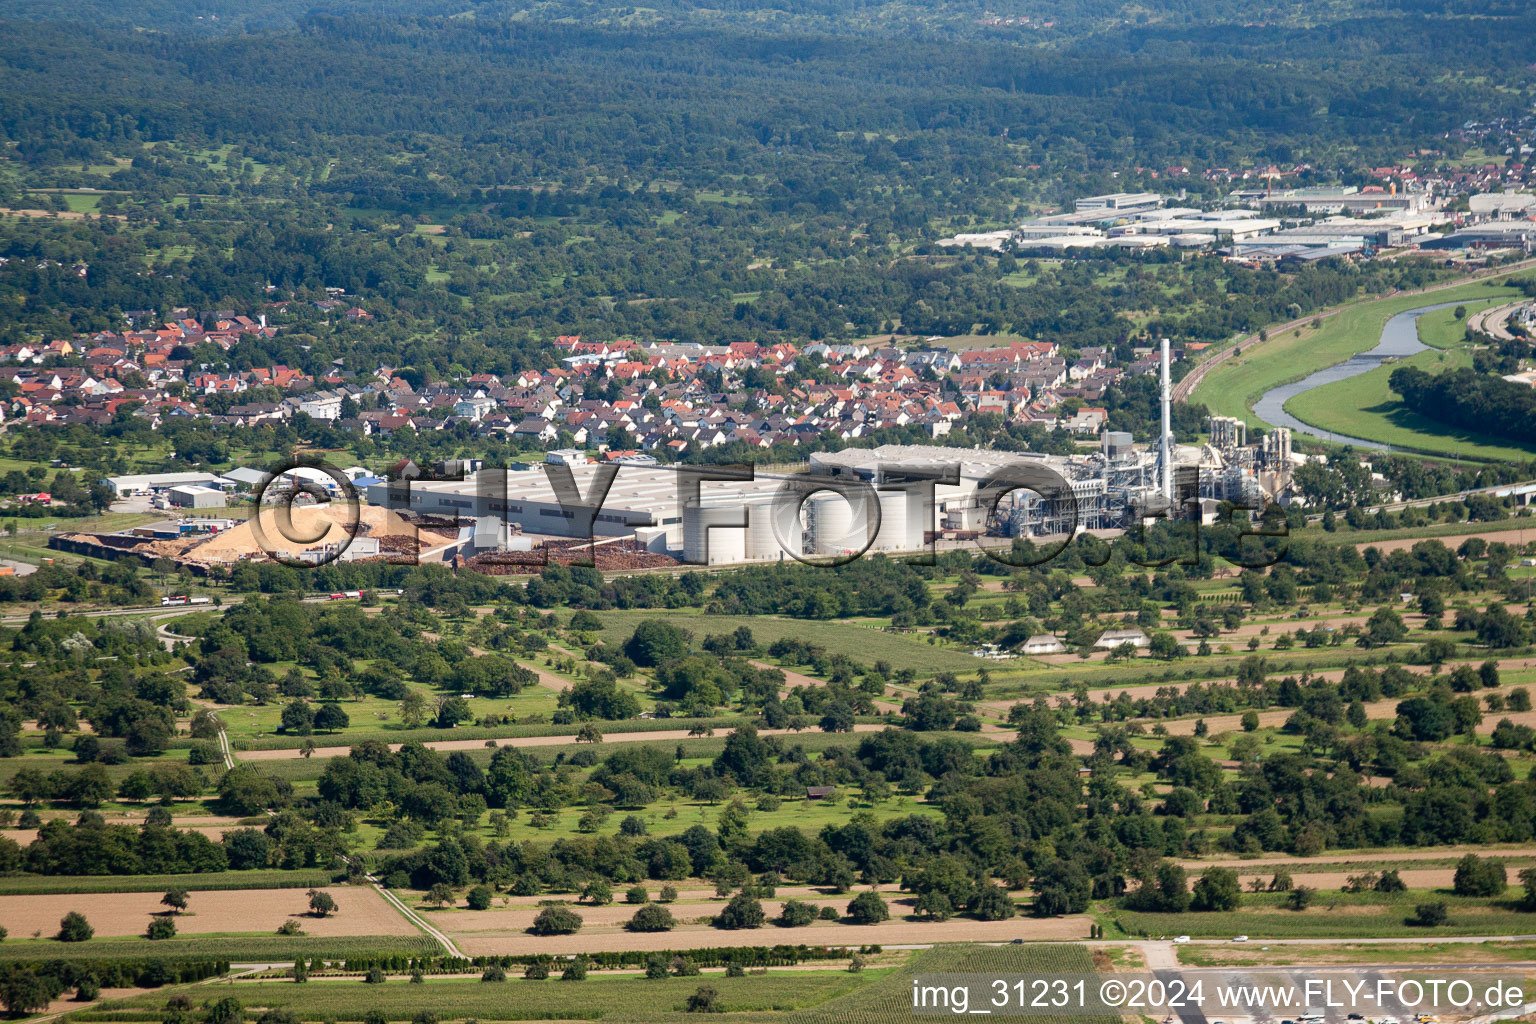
[683,502,746,565]
[746,496,799,561]
[807,492,862,556]
[873,490,910,552]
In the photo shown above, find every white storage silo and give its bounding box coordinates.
[745,496,800,561]
[872,489,911,552]
[806,491,864,556]
[683,501,747,565]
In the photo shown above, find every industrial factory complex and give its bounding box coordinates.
[940,186,1536,261]
[66,343,1301,573]
[364,344,1298,566]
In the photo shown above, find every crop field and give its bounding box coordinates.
[784,944,1117,1024]
[587,609,983,675]
[0,886,415,940]
[85,970,881,1021]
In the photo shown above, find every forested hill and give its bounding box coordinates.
[2,9,1526,186]
[3,0,1535,50]
[0,0,1529,358]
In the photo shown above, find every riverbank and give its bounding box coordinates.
[1282,308,1533,462]
[1190,273,1526,429]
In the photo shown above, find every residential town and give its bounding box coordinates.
[0,309,1174,453]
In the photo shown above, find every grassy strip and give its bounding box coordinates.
[1283,345,1534,462]
[0,934,438,962]
[1417,302,1487,350]
[231,717,751,751]
[588,609,984,675]
[1111,909,1536,939]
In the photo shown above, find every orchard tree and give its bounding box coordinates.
[307,890,337,917]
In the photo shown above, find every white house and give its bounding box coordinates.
[1094,628,1150,650]
[1021,635,1068,655]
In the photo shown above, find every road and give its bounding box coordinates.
[1467,300,1527,342]
[207,710,235,769]
[205,703,462,958]
[369,875,465,958]
[0,592,343,627]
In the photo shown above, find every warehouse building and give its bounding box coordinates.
[1248,187,1428,214]
[167,485,225,509]
[366,464,801,565]
[105,471,227,497]
[1419,223,1536,251]
[1075,192,1163,212]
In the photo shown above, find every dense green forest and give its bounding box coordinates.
[1389,366,1536,447]
[0,0,1529,364]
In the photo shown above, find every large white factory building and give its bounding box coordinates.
[365,438,1183,566]
[362,343,1291,566]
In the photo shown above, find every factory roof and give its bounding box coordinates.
[369,463,792,514]
[105,471,224,491]
[223,467,272,486]
[811,443,1072,480]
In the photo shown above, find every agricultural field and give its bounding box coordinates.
[0,886,414,941]
[12,0,1536,1018]
[6,498,1536,1019]
[71,943,1108,1023]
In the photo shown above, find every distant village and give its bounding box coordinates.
[0,304,1181,456]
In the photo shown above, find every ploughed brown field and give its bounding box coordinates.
[1233,868,1461,891]
[0,886,414,938]
[2,824,234,846]
[1181,845,1536,870]
[238,724,888,761]
[1358,530,1536,555]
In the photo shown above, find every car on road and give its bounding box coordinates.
[1172,935,1190,944]
[1231,935,1248,942]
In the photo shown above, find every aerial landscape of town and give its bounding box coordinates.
[4,0,1536,1022]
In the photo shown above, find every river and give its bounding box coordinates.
[1251,300,1464,451]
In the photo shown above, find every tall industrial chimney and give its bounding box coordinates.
[1159,337,1173,510]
